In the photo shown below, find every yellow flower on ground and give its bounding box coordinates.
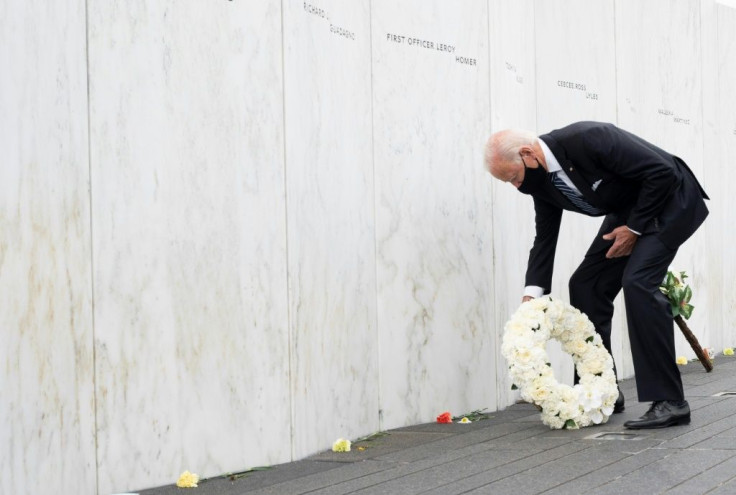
[458,417,471,424]
[176,470,199,488]
[676,356,688,365]
[724,348,734,356]
[332,438,351,452]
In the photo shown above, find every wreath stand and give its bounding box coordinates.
[661,271,712,373]
[675,315,713,372]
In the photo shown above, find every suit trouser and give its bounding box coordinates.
[569,217,683,402]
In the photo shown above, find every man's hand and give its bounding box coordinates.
[602,226,638,258]
[522,295,534,303]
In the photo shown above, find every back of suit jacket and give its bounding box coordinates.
[525,121,709,293]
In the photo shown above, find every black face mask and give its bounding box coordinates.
[517,156,548,195]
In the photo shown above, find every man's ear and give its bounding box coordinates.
[518,145,533,157]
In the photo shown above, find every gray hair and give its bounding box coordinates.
[484,129,538,175]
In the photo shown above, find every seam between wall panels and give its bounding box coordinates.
[278,0,296,462]
[83,0,101,492]
[485,0,500,414]
[368,0,383,432]
[613,0,619,128]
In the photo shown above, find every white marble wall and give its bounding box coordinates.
[710,3,736,347]
[615,0,710,359]
[488,0,538,410]
[281,0,379,459]
[87,1,290,493]
[700,0,723,351]
[0,1,96,494]
[3,0,736,493]
[372,0,494,430]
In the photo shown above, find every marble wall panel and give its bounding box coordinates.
[0,1,96,494]
[533,0,629,382]
[535,0,617,131]
[615,0,710,360]
[615,0,704,172]
[700,0,724,352]
[282,1,379,459]
[372,0,494,430]
[489,0,536,131]
[714,4,736,345]
[488,0,538,408]
[88,1,290,492]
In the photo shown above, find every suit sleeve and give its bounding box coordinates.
[583,124,681,234]
[525,196,563,294]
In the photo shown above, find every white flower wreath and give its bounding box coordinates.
[501,297,618,429]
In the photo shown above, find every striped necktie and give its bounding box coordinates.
[549,172,602,215]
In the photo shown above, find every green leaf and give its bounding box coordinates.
[683,285,693,303]
[681,304,694,320]
[672,286,683,302]
[585,336,594,343]
[661,270,695,321]
[670,304,680,318]
[564,419,577,429]
[511,384,518,390]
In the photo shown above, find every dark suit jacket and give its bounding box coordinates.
[526,121,709,293]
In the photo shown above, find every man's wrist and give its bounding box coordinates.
[523,286,545,298]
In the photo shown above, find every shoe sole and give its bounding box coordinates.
[624,415,690,429]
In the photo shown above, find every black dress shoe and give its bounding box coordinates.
[613,387,625,414]
[624,400,691,429]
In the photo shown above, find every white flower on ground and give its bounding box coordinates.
[332,438,351,452]
[176,471,199,488]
